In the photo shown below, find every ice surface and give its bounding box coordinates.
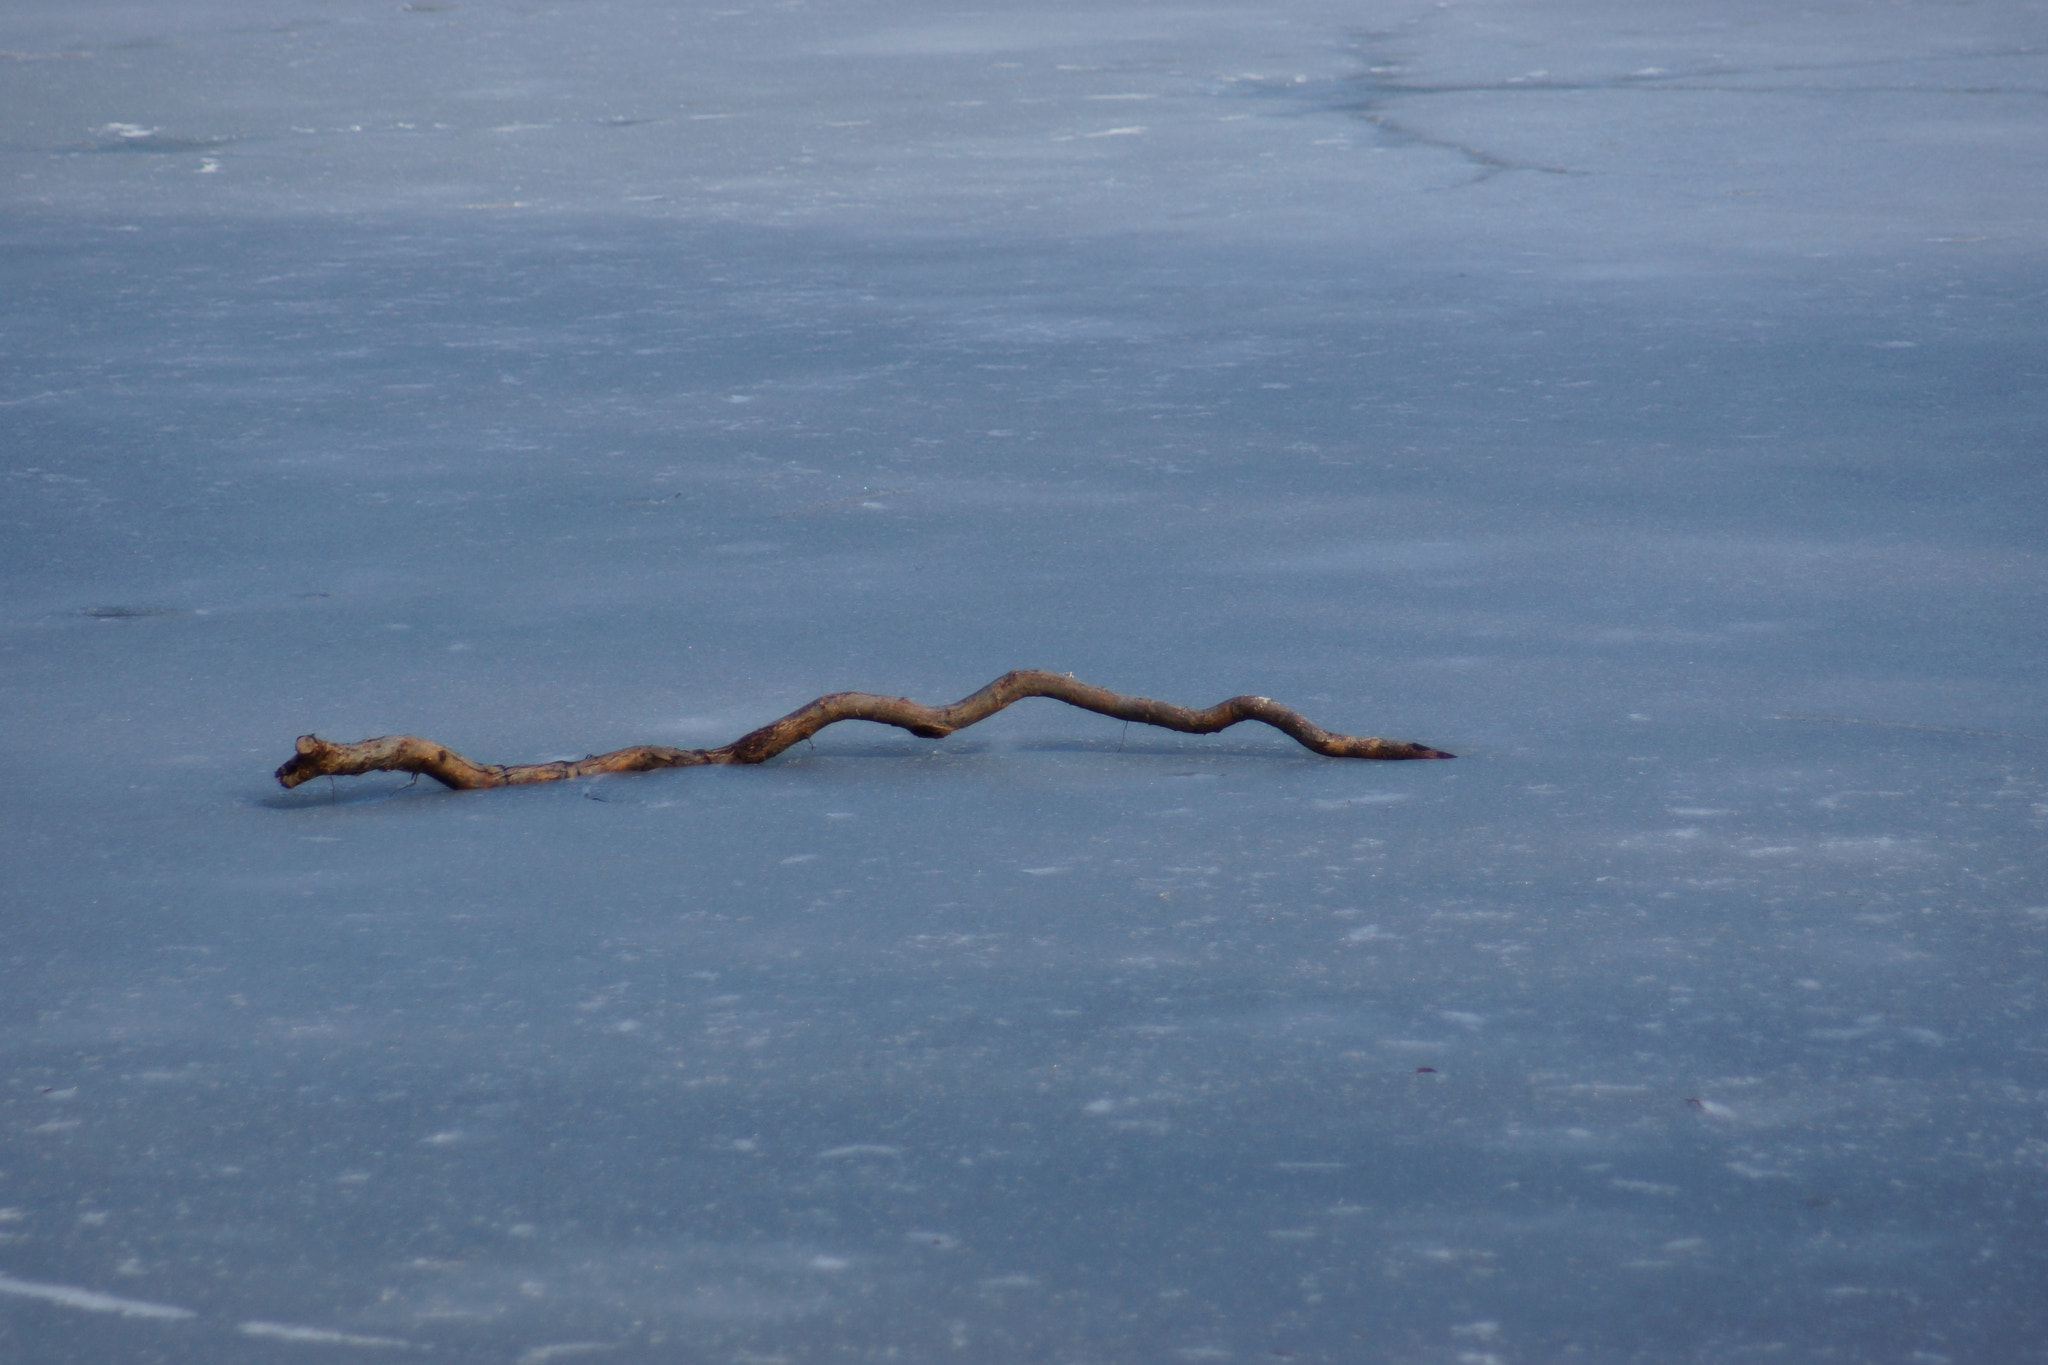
[3,1,2045,1361]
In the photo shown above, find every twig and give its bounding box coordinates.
[275,669,1453,792]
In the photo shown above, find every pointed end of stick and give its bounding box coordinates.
[1347,739,1455,760]
[1343,738,1455,760]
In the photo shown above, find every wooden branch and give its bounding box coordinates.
[274,669,1453,791]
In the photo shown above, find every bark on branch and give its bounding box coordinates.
[274,669,1453,791]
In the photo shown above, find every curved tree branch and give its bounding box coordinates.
[274,669,1453,791]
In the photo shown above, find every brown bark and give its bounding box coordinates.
[274,669,1453,791]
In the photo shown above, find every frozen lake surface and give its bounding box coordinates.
[3,1,2045,1361]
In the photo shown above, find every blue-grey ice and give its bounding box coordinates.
[3,1,2045,1361]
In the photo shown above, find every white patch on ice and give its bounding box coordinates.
[240,1321,414,1348]
[817,1144,902,1159]
[808,1255,851,1272]
[0,1272,195,1319]
[779,854,817,865]
[1082,1098,1117,1114]
[1439,1010,1487,1029]
[1019,865,1069,875]
[1611,1178,1679,1195]
[516,1345,616,1365]
[1082,126,1147,137]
